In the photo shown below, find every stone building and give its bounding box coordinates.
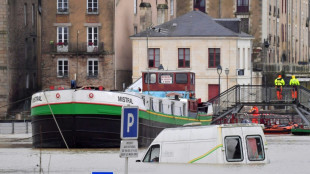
[173,0,310,85]
[0,0,40,118]
[40,0,115,90]
[131,11,256,101]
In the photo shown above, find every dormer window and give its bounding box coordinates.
[237,0,249,13]
[193,0,205,13]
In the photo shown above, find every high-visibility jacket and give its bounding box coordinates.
[289,78,300,86]
[275,78,285,86]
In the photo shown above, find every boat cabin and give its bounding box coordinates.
[138,124,268,164]
[141,70,195,99]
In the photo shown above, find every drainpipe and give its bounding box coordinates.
[299,0,301,62]
[114,0,117,90]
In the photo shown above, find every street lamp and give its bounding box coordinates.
[217,65,222,95]
[225,68,229,109]
[225,68,229,90]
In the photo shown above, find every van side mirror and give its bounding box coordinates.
[136,160,141,162]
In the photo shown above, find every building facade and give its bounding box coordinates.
[40,0,115,90]
[0,0,40,118]
[174,0,310,85]
[131,11,256,101]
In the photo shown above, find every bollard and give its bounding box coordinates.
[12,121,14,134]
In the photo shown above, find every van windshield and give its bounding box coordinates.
[225,136,243,162]
[246,135,265,161]
[143,144,160,162]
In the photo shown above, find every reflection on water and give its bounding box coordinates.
[0,135,310,174]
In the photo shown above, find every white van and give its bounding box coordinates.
[139,124,268,164]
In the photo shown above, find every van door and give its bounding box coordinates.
[222,127,246,164]
[241,127,267,163]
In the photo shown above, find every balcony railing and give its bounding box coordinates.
[49,42,104,54]
[86,8,99,14]
[57,8,69,14]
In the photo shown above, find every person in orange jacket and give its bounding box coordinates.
[249,106,259,124]
[275,75,285,100]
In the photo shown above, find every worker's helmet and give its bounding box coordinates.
[292,75,295,79]
[278,75,282,78]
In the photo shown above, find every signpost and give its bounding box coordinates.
[120,106,139,174]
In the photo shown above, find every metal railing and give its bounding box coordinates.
[49,42,104,54]
[206,85,310,118]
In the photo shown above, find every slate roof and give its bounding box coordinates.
[131,10,253,38]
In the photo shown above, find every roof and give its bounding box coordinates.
[131,10,253,38]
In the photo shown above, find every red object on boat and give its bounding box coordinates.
[263,124,295,134]
[49,86,54,90]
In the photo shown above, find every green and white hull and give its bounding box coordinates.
[31,89,212,148]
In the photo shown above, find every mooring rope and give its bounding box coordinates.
[43,91,70,150]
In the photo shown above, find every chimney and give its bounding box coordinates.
[139,2,152,31]
[157,4,168,25]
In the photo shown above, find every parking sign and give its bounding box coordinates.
[121,106,139,139]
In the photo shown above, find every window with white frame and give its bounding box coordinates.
[57,27,69,46]
[57,0,68,13]
[170,0,174,15]
[134,0,137,14]
[87,27,98,46]
[57,59,69,77]
[87,0,98,13]
[87,58,99,77]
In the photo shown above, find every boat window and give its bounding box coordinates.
[159,73,173,84]
[190,73,195,84]
[176,73,188,84]
[246,135,265,161]
[225,136,244,162]
[150,98,154,111]
[159,100,162,112]
[171,102,174,115]
[144,73,156,84]
[143,144,160,162]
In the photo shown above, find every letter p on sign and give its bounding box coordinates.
[121,106,139,139]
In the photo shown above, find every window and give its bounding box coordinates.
[57,59,69,77]
[134,0,137,14]
[170,0,174,15]
[159,100,162,112]
[87,0,98,13]
[26,73,29,89]
[193,0,205,13]
[57,27,68,45]
[57,27,69,52]
[208,48,220,68]
[144,73,156,84]
[240,18,249,33]
[143,144,160,162]
[87,27,98,52]
[159,73,173,84]
[176,73,188,84]
[32,4,35,26]
[225,136,243,162]
[87,59,98,77]
[24,4,27,26]
[190,73,195,84]
[246,136,265,161]
[178,48,190,68]
[57,0,68,13]
[237,0,249,13]
[148,48,160,68]
[134,26,137,34]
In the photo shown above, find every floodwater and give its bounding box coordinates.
[0,135,310,174]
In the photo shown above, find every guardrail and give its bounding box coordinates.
[0,120,32,134]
